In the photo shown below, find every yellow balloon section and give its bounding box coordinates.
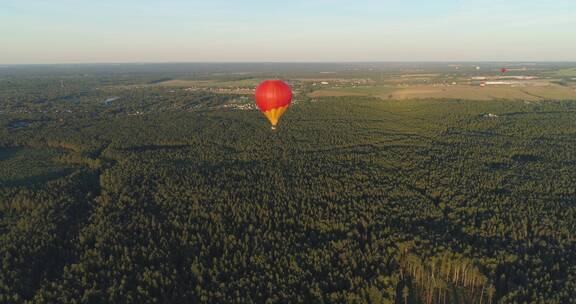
[262,104,289,128]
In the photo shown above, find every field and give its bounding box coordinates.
[308,85,396,99]
[156,78,261,88]
[310,84,576,101]
[552,68,576,77]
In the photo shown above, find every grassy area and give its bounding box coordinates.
[157,78,261,88]
[308,85,396,98]
[309,84,576,101]
[552,68,576,77]
[0,148,72,186]
[391,85,576,100]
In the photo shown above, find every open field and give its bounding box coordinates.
[157,78,261,88]
[551,68,576,77]
[308,85,396,99]
[308,90,366,97]
[390,85,576,100]
[310,84,576,101]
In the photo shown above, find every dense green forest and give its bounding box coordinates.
[1,67,576,303]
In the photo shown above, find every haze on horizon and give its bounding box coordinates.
[1,0,575,64]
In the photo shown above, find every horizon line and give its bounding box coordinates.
[2,60,576,66]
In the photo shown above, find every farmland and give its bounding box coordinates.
[552,68,576,77]
[156,78,261,88]
[310,84,576,101]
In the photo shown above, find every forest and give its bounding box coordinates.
[0,66,575,303]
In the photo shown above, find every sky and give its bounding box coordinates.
[1,0,575,64]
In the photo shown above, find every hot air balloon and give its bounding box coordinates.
[255,80,293,130]
[500,68,508,74]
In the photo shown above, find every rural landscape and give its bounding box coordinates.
[1,62,576,303]
[3,0,576,302]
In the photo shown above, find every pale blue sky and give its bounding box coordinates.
[1,0,575,63]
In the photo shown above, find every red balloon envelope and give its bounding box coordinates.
[501,68,508,74]
[254,80,293,129]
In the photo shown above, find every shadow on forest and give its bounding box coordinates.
[0,148,20,161]
[126,144,194,152]
[0,168,74,187]
[511,154,543,163]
